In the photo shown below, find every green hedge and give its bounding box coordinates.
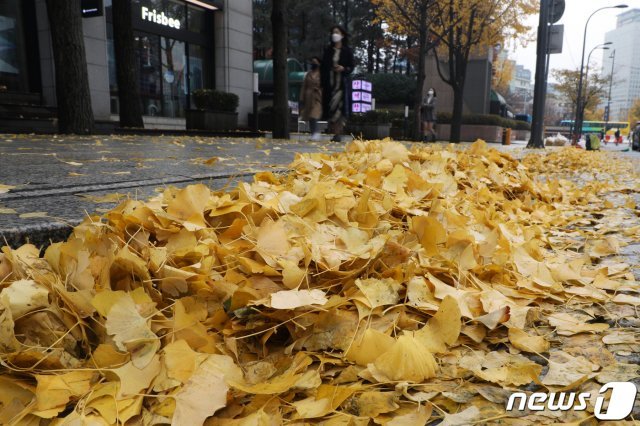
[363,73,417,105]
[192,89,239,112]
[349,110,405,125]
[389,112,531,130]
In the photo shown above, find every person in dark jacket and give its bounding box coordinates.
[320,25,355,142]
[632,121,640,151]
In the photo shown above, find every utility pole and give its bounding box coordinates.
[605,49,616,130]
[528,0,551,148]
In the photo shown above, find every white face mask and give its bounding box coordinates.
[332,33,343,43]
[428,91,434,96]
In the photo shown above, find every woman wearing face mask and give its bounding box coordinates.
[321,25,354,142]
[421,88,437,142]
[300,56,323,141]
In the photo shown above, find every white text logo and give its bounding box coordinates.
[141,7,181,30]
[507,382,637,421]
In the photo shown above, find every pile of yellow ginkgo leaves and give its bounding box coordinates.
[0,140,639,425]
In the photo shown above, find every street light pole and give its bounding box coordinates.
[581,44,610,129]
[586,44,610,83]
[574,4,628,144]
[605,49,616,130]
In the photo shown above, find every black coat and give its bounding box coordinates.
[320,44,355,121]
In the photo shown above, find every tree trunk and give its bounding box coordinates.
[450,52,468,143]
[113,0,144,128]
[413,7,427,141]
[367,38,375,73]
[272,0,289,139]
[450,85,464,143]
[46,0,94,134]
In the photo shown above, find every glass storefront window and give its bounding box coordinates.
[107,24,118,113]
[0,1,28,92]
[188,44,207,107]
[106,0,212,118]
[136,33,163,116]
[161,37,186,118]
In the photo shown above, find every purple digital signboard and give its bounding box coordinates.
[351,80,373,114]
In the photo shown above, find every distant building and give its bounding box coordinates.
[508,64,533,115]
[602,9,640,122]
[546,84,573,125]
[510,65,532,96]
[423,49,494,116]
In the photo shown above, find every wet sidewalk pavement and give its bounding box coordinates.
[1,134,638,248]
[0,134,346,247]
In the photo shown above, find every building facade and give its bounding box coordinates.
[507,65,533,115]
[0,0,253,130]
[423,50,494,117]
[602,9,640,122]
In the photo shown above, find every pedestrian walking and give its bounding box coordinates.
[300,56,323,141]
[587,132,601,151]
[614,128,621,145]
[321,25,354,143]
[632,121,640,151]
[421,88,437,142]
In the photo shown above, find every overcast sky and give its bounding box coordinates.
[511,0,635,81]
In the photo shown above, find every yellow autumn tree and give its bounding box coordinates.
[493,54,515,96]
[584,107,605,122]
[430,0,538,142]
[628,98,640,125]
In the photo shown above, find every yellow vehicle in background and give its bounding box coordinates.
[559,120,630,137]
[604,121,631,144]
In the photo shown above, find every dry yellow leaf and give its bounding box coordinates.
[269,289,328,309]
[355,278,402,308]
[0,184,16,194]
[110,355,161,398]
[0,279,49,318]
[19,212,48,219]
[371,334,437,382]
[35,371,94,412]
[344,328,395,366]
[105,293,160,368]
[508,327,550,354]
[541,351,599,386]
[415,295,461,353]
[548,313,609,336]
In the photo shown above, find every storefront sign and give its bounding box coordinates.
[81,0,103,18]
[141,6,181,29]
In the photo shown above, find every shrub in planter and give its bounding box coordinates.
[437,112,531,130]
[192,89,239,112]
[348,110,394,125]
[252,106,298,132]
[390,113,417,140]
[188,89,239,131]
[348,110,393,140]
[513,120,531,131]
